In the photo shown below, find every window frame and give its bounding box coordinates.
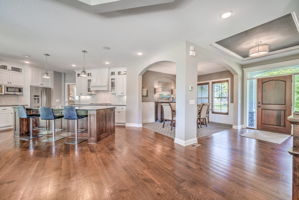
[197,82,210,104]
[211,80,229,115]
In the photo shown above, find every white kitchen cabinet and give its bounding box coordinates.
[0,107,14,130]
[90,68,109,90]
[0,69,10,85]
[115,75,126,96]
[9,71,24,86]
[75,72,94,96]
[115,106,126,124]
[110,68,127,96]
[0,66,24,86]
[30,67,53,88]
[76,76,89,96]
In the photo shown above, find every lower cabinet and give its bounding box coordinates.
[0,107,14,130]
[115,106,126,125]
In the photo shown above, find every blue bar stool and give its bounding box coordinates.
[16,106,40,141]
[64,106,88,145]
[40,107,64,142]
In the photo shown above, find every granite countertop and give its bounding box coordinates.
[75,106,116,110]
[0,105,28,107]
[72,103,126,106]
[25,106,116,111]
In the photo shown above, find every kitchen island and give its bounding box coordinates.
[79,106,115,144]
[15,106,115,144]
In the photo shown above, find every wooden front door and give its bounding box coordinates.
[257,75,292,134]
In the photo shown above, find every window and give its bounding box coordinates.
[295,75,299,112]
[197,83,209,104]
[212,80,229,114]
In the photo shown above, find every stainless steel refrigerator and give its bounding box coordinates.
[30,86,51,108]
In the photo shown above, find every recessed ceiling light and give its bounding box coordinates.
[221,11,233,19]
[137,52,143,56]
[24,61,30,64]
[72,64,77,67]
[24,55,30,58]
[105,61,110,65]
[103,46,111,50]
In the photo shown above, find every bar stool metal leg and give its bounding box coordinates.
[64,119,87,145]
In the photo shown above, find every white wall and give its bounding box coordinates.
[126,41,243,130]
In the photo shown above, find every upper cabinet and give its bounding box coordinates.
[75,67,127,96]
[30,67,53,88]
[110,68,127,96]
[0,65,24,86]
[90,68,109,90]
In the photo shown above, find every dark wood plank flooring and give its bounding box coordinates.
[0,127,292,200]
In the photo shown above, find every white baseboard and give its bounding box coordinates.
[125,123,143,128]
[174,138,198,146]
[232,124,244,129]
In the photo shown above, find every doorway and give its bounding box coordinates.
[257,75,292,134]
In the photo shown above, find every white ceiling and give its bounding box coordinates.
[0,0,298,72]
[147,61,228,75]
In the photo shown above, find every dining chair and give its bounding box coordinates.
[197,104,208,128]
[16,106,40,141]
[40,107,64,142]
[63,106,88,145]
[161,103,176,130]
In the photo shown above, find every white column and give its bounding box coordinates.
[232,73,243,129]
[174,41,198,146]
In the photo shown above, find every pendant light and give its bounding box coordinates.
[80,50,88,77]
[42,54,50,79]
[249,42,270,58]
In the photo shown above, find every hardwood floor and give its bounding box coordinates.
[0,127,292,200]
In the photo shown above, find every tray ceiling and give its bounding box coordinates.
[215,13,299,59]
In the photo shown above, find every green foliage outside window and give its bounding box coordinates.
[250,66,299,78]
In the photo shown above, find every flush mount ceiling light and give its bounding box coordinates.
[249,43,270,57]
[77,0,120,6]
[221,11,233,19]
[80,50,88,77]
[42,54,51,79]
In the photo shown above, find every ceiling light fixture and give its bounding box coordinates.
[221,11,233,19]
[137,52,143,56]
[24,61,30,64]
[24,55,30,58]
[249,43,270,57]
[105,61,110,65]
[42,54,51,79]
[80,50,88,77]
[72,64,76,67]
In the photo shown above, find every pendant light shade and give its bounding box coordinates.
[249,43,270,58]
[42,54,50,79]
[80,50,88,77]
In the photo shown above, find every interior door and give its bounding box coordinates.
[257,75,292,134]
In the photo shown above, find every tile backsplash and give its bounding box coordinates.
[76,91,126,105]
